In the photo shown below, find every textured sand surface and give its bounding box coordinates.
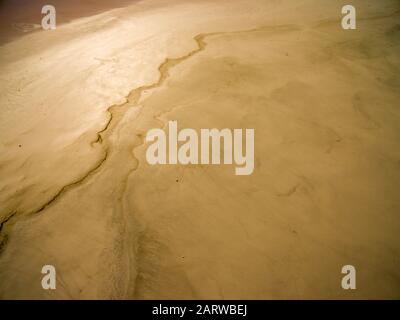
[0,0,138,44]
[0,0,399,299]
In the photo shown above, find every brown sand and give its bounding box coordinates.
[0,0,138,45]
[0,0,399,299]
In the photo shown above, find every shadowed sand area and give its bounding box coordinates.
[0,0,138,44]
[0,0,399,299]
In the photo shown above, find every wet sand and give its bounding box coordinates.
[0,0,399,299]
[0,0,138,44]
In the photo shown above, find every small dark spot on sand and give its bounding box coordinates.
[176,179,179,182]
[18,144,22,148]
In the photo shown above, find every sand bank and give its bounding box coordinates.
[0,0,399,299]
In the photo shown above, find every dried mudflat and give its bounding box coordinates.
[0,0,399,299]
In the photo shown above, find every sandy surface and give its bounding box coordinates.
[0,0,139,44]
[0,0,399,299]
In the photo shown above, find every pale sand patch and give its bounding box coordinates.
[0,0,399,299]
